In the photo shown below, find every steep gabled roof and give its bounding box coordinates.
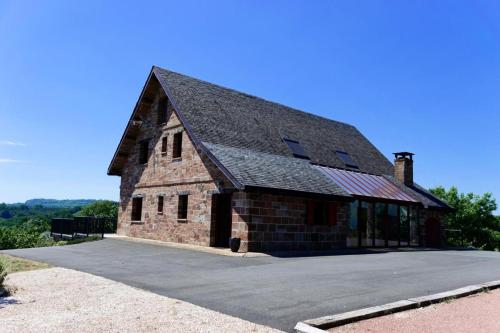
[109,66,451,208]
[153,67,394,176]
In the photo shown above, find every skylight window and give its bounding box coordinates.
[283,138,309,159]
[336,150,358,169]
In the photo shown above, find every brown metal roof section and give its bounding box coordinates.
[315,165,419,203]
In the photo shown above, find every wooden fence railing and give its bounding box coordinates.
[51,217,117,239]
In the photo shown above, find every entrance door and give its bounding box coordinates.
[425,218,441,247]
[212,194,232,247]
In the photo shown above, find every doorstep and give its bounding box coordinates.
[103,234,268,258]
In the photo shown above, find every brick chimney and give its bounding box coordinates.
[394,152,414,186]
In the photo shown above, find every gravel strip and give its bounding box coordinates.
[329,288,500,333]
[0,267,283,333]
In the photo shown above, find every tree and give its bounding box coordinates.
[75,200,118,218]
[0,210,12,219]
[430,186,500,250]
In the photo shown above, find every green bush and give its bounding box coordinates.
[0,218,55,250]
[430,186,500,251]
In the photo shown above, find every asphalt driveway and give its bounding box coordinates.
[3,239,500,332]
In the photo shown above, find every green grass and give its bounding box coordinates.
[0,254,50,274]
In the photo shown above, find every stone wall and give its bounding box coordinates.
[118,88,232,246]
[231,190,349,252]
[419,208,447,247]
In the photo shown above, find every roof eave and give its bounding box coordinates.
[349,194,420,206]
[107,67,156,176]
[243,185,353,201]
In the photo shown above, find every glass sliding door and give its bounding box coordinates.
[409,206,419,246]
[346,200,359,247]
[359,201,373,247]
[374,203,386,246]
[346,201,420,248]
[399,206,409,246]
[387,204,399,247]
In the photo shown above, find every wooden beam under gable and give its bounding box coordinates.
[108,68,159,176]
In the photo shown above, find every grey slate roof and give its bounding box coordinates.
[203,142,350,197]
[154,67,394,176]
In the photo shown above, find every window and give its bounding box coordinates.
[374,203,387,246]
[306,201,337,226]
[161,136,168,154]
[138,140,150,164]
[157,98,168,125]
[359,201,372,247]
[157,195,164,214]
[336,150,358,168]
[313,202,328,225]
[346,200,359,247]
[131,197,143,221]
[177,195,188,220]
[172,132,183,159]
[387,204,399,246]
[283,138,309,159]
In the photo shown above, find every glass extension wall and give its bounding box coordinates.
[400,206,409,246]
[346,200,420,248]
[359,201,372,247]
[374,203,386,246]
[346,201,359,247]
[387,204,399,247]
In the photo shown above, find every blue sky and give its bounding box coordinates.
[0,0,499,211]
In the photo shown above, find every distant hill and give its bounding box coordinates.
[23,199,97,208]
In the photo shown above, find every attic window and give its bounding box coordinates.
[161,136,168,154]
[336,150,358,169]
[283,138,309,159]
[172,132,183,159]
[138,140,150,165]
[157,98,168,125]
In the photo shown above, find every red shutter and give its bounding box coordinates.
[307,201,315,225]
[328,202,338,226]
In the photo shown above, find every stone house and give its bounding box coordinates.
[108,66,452,252]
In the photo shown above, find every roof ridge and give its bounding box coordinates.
[153,65,356,129]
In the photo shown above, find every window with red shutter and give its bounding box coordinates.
[328,202,338,226]
[307,201,315,225]
[307,201,334,225]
